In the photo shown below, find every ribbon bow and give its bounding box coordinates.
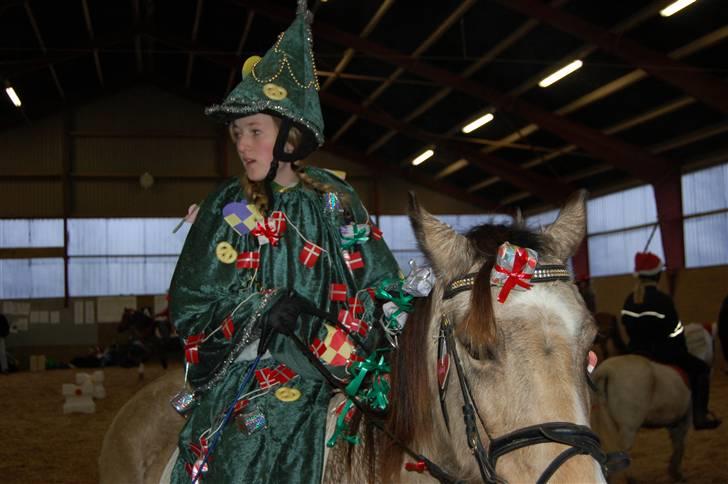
[340,224,370,249]
[375,278,414,313]
[345,350,391,410]
[490,242,538,303]
[251,218,282,246]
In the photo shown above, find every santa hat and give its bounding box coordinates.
[634,252,663,277]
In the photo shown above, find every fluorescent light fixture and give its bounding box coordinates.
[411,149,434,166]
[660,0,697,17]
[538,60,583,88]
[462,113,494,134]
[5,86,21,107]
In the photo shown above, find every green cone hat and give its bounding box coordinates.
[205,0,324,146]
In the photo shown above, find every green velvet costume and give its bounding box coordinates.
[169,168,400,482]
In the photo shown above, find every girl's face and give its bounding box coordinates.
[231,113,279,182]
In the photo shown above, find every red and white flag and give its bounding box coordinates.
[347,297,364,315]
[329,283,347,301]
[370,225,383,240]
[236,251,260,269]
[346,251,365,270]
[299,241,322,268]
[221,316,234,340]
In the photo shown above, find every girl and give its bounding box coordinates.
[168,2,402,481]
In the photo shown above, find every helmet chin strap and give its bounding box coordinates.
[260,116,317,212]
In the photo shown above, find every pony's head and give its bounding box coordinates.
[384,191,603,483]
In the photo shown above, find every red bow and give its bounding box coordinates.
[493,247,534,303]
[252,219,282,246]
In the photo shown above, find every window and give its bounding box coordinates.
[586,185,664,276]
[0,219,64,248]
[68,218,190,296]
[682,163,728,268]
[0,217,191,299]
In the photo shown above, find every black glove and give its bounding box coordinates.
[257,291,308,355]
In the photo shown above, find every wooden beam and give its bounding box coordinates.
[225,10,255,95]
[81,0,104,86]
[24,2,65,99]
[323,144,500,211]
[232,0,680,185]
[320,0,394,92]
[330,0,477,143]
[499,0,728,114]
[0,247,65,259]
[320,91,573,204]
[185,0,204,88]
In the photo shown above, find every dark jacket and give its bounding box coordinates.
[0,313,8,338]
[621,285,687,360]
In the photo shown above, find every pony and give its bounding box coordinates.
[99,191,607,483]
[589,323,717,483]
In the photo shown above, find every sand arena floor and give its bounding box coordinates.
[0,358,727,483]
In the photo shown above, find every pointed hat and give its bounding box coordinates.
[205,0,324,147]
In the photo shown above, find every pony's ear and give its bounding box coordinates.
[408,192,474,281]
[545,190,587,262]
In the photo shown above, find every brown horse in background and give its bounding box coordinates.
[100,192,607,483]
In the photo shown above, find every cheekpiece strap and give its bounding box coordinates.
[443,264,571,300]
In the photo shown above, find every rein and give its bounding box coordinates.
[438,265,618,483]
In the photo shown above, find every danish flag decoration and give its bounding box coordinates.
[299,241,322,268]
[184,333,204,364]
[370,225,383,241]
[329,283,348,302]
[221,316,234,340]
[338,309,369,337]
[347,297,364,315]
[236,251,260,269]
[343,250,365,271]
[254,364,297,390]
[490,242,538,304]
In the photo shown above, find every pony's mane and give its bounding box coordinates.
[380,222,546,480]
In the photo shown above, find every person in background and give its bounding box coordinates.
[621,252,721,430]
[0,312,9,373]
[168,2,401,481]
[718,294,728,373]
[576,274,596,314]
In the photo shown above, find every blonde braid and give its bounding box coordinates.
[240,177,270,216]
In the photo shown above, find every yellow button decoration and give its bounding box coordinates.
[275,387,301,402]
[215,241,238,264]
[242,55,262,78]
[263,83,287,101]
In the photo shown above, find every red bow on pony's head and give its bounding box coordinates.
[490,242,538,303]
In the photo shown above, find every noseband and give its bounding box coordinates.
[438,264,617,483]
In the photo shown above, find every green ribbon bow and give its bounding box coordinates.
[375,278,414,313]
[341,225,370,250]
[326,399,360,447]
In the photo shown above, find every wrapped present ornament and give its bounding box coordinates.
[340,223,370,249]
[170,388,198,415]
[490,241,538,303]
[382,301,408,332]
[403,259,435,297]
[251,212,286,246]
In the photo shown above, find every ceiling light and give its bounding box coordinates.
[411,149,434,166]
[660,0,697,17]
[538,60,583,88]
[462,113,494,134]
[5,85,21,107]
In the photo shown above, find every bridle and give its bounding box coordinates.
[438,263,620,483]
